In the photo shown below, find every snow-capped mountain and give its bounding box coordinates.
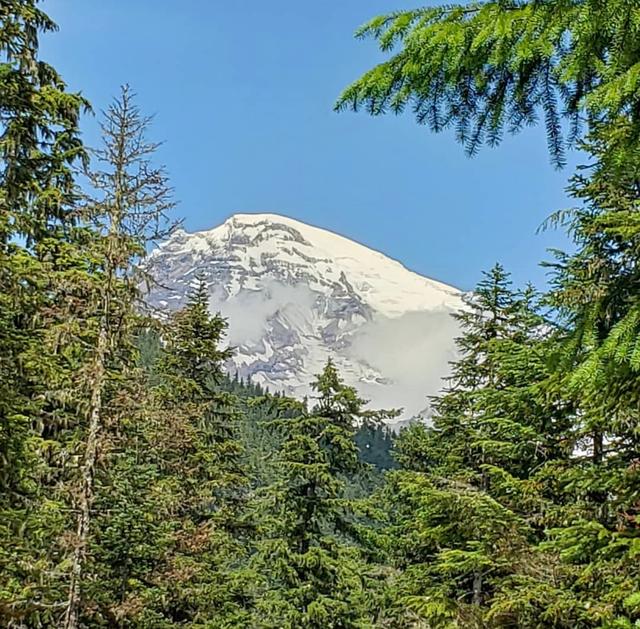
[146,213,463,419]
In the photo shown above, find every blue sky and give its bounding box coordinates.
[42,0,578,291]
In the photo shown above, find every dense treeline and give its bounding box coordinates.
[1,1,639,627]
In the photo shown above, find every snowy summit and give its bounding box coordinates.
[147,213,463,419]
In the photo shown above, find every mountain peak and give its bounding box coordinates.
[223,212,310,227]
[147,214,462,418]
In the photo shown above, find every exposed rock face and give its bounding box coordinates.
[146,213,463,419]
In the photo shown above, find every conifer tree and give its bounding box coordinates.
[254,360,395,628]
[0,0,88,243]
[0,1,86,488]
[87,279,255,627]
[381,266,569,627]
[61,86,174,629]
[337,5,640,622]
[489,126,640,628]
[0,3,93,625]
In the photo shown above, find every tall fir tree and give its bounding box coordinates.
[336,4,640,624]
[86,279,255,627]
[493,125,640,628]
[60,85,174,629]
[0,2,94,625]
[254,360,395,628]
[380,266,571,628]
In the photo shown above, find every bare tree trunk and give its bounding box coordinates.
[63,312,109,629]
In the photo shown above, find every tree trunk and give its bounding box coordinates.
[593,429,603,464]
[63,316,108,629]
[472,571,483,606]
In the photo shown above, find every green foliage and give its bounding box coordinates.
[3,1,640,627]
[377,267,566,627]
[0,0,89,242]
[337,1,640,167]
[336,3,640,622]
[514,125,640,628]
[253,361,393,628]
[0,3,98,625]
[84,283,255,627]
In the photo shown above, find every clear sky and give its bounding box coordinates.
[42,0,578,291]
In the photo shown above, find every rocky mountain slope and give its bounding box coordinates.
[146,213,463,419]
